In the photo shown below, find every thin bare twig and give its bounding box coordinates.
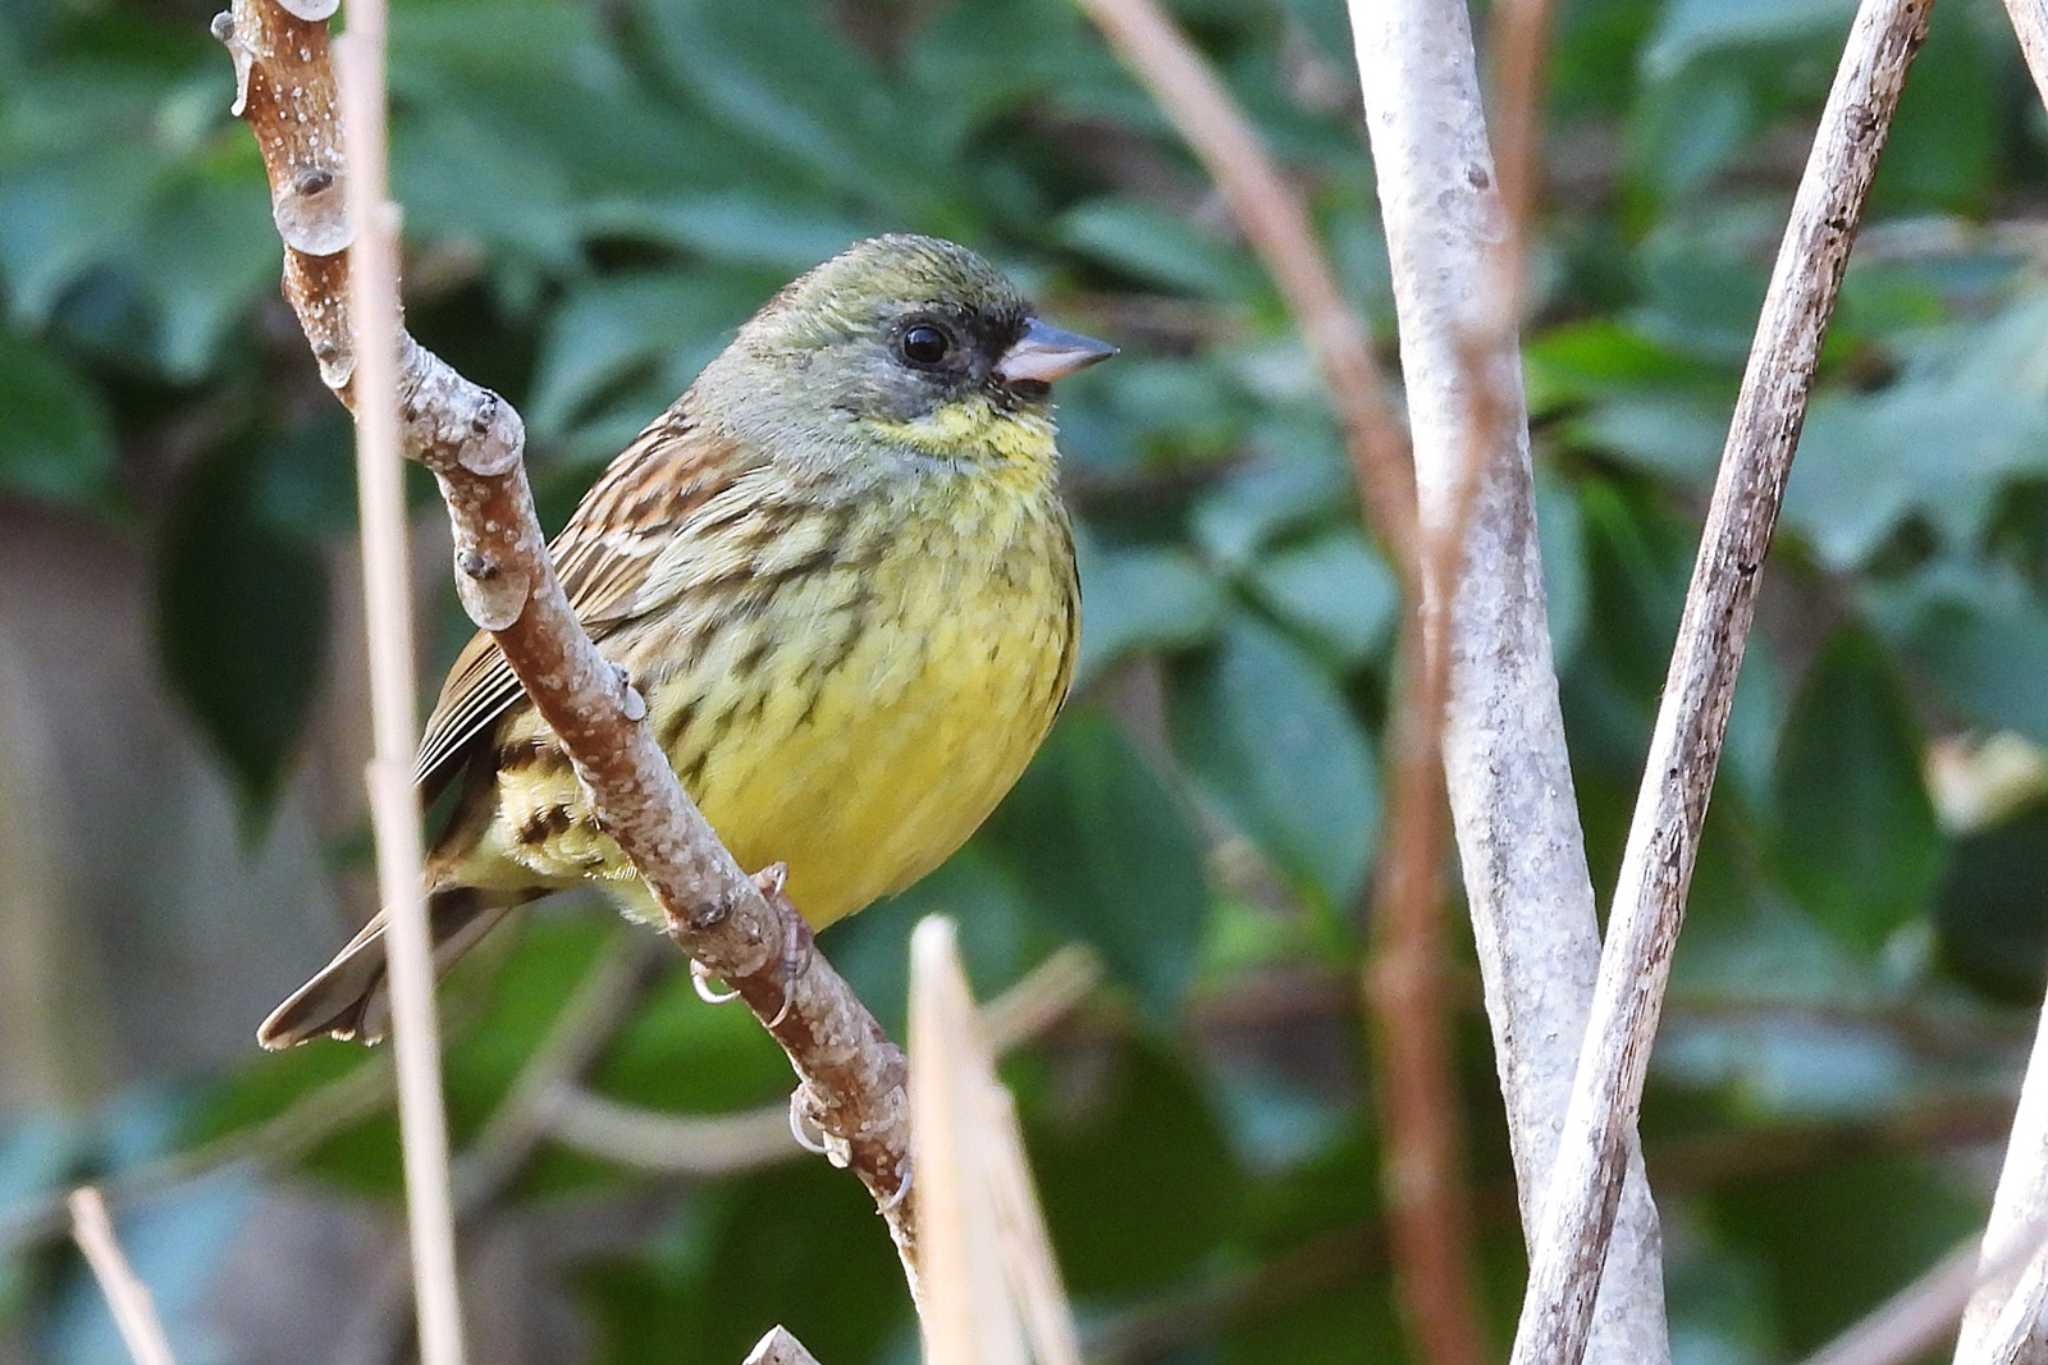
[1509,4,1933,1362]
[210,0,918,1298]
[68,1187,178,1365]
[332,9,467,1361]
[1807,1221,2048,1365]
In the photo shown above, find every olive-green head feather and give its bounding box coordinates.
[695,234,1115,470]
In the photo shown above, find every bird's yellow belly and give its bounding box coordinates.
[459,498,1075,930]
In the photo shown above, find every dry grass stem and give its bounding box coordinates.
[67,1187,178,1365]
[333,12,466,1361]
[911,917,1081,1365]
[1509,4,1933,1362]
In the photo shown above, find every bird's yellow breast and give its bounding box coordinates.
[460,464,1077,930]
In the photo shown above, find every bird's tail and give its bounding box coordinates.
[257,886,528,1049]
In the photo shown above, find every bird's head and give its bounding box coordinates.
[701,235,1116,476]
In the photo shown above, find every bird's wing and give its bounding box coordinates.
[411,403,765,789]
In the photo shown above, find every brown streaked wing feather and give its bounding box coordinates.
[410,404,760,788]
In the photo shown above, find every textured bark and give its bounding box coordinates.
[1959,986,2048,1358]
[1349,2,1672,1360]
[212,0,917,1295]
[1507,3,1931,1362]
[1959,12,2048,1359]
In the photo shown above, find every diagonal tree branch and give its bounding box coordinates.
[1348,0,1673,1359]
[1509,3,1933,1361]
[210,0,918,1300]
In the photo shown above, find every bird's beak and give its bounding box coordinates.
[996,317,1118,385]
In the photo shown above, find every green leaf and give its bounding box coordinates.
[986,709,1209,1016]
[526,271,768,435]
[1057,198,1258,299]
[0,328,114,504]
[1171,615,1378,906]
[1073,540,1227,688]
[640,0,943,215]
[1024,1037,1240,1296]
[1769,630,1944,952]
[1935,803,2048,1002]
[157,441,330,819]
[1871,566,2048,744]
[1535,470,1591,668]
[1191,443,1353,571]
[1709,1157,1981,1354]
[1243,526,1399,667]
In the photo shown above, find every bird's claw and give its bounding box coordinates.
[690,957,742,1005]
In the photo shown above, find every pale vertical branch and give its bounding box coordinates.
[332,12,467,1364]
[1960,980,2048,1356]
[1349,0,1672,1358]
[1508,4,1932,1363]
[2003,0,2048,113]
[1961,13,2048,1357]
[68,1188,178,1365]
[1072,5,1489,1358]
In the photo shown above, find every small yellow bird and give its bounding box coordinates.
[261,235,1114,1047]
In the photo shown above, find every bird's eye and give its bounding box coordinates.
[900,323,950,367]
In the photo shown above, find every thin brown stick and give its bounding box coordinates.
[1071,4,1483,1356]
[1071,0,1417,574]
[68,1187,178,1365]
[744,1328,824,1365]
[210,0,917,1298]
[1508,4,1933,1362]
[331,9,467,1360]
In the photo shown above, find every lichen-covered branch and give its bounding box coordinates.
[1349,1,1672,1360]
[1508,3,1931,1362]
[211,0,917,1295]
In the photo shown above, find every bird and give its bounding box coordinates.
[259,234,1115,1048]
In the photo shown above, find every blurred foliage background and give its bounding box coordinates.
[5,0,2048,1360]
